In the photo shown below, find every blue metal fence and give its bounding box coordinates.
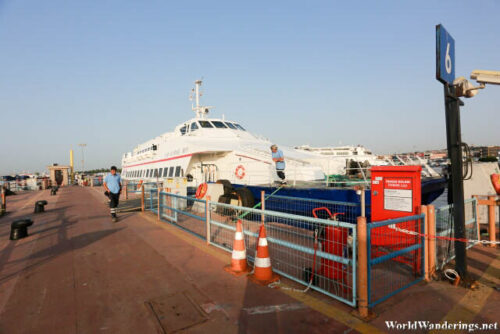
[150,190,358,307]
[367,214,425,307]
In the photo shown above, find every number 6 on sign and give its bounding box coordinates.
[445,43,452,74]
[436,24,455,85]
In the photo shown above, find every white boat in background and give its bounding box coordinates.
[294,144,388,176]
[121,80,325,186]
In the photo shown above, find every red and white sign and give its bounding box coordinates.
[384,178,412,190]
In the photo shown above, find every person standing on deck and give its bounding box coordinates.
[103,166,122,222]
[270,144,286,184]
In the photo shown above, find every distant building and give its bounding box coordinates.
[478,146,500,158]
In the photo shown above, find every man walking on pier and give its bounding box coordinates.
[103,166,121,222]
[270,144,286,184]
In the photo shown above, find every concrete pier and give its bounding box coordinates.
[0,187,498,333]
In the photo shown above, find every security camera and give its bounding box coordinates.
[453,76,484,98]
[470,70,500,85]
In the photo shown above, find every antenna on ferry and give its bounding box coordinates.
[192,79,213,119]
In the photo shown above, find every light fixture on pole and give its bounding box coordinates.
[78,143,87,172]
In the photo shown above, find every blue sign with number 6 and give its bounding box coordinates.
[436,24,455,85]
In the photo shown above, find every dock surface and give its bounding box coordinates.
[0,187,498,333]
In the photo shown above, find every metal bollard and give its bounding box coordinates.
[10,219,34,240]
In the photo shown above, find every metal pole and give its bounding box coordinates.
[427,205,436,276]
[443,84,467,278]
[157,188,161,221]
[488,196,496,247]
[357,216,368,318]
[141,185,145,212]
[261,191,265,225]
[206,196,211,245]
[78,143,86,172]
[421,205,430,282]
[1,187,5,215]
[361,186,366,218]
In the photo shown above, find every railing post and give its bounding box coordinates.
[421,205,429,282]
[261,191,265,225]
[357,216,368,318]
[206,196,211,245]
[361,186,366,217]
[427,205,436,277]
[488,196,496,247]
[157,188,161,221]
[124,180,128,200]
[1,187,5,215]
[472,195,481,243]
[141,185,145,212]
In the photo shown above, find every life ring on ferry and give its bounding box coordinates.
[195,183,208,199]
[137,180,144,189]
[235,165,246,179]
[491,174,500,195]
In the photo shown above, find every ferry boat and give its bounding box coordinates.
[121,80,325,186]
[121,80,446,220]
[294,144,388,179]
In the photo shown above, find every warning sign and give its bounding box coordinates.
[370,166,421,222]
[384,178,412,190]
[384,178,413,212]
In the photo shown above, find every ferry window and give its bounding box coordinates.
[155,169,159,177]
[190,122,199,131]
[199,121,214,128]
[175,166,181,177]
[149,169,153,177]
[224,122,237,129]
[234,123,246,131]
[163,167,169,177]
[168,166,174,177]
[211,121,227,129]
[180,125,187,135]
[146,170,150,178]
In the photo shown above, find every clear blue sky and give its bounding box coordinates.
[0,0,499,174]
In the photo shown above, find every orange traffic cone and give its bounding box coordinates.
[248,224,279,285]
[224,220,251,276]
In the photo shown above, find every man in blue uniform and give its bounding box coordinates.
[270,144,286,184]
[103,166,122,222]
